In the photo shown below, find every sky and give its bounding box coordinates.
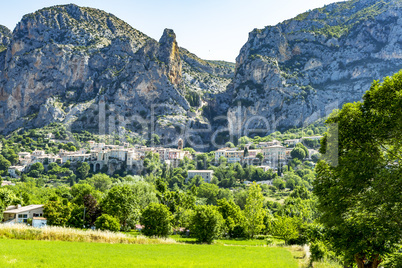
[0,0,344,62]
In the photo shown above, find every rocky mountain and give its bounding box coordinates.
[2,0,402,148]
[0,4,233,146]
[229,0,402,134]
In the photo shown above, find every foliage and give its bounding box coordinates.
[244,183,265,238]
[76,162,90,180]
[270,216,299,243]
[189,205,224,243]
[44,199,73,226]
[95,214,120,232]
[86,174,112,192]
[290,147,306,160]
[83,194,102,227]
[140,203,172,237]
[0,155,11,175]
[217,198,246,238]
[101,183,144,228]
[310,240,327,262]
[314,71,402,267]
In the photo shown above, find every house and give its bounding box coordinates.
[224,149,243,163]
[262,145,286,166]
[187,170,214,183]
[2,205,45,224]
[257,180,273,186]
[214,148,229,161]
[256,140,281,148]
[256,166,271,172]
[301,136,323,141]
[284,139,300,147]
[1,180,15,187]
[7,166,25,178]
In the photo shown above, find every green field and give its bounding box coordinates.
[0,239,298,268]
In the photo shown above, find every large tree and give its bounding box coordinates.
[140,203,172,238]
[101,184,140,228]
[0,155,11,175]
[244,183,265,238]
[314,71,402,268]
[43,199,73,226]
[189,205,224,244]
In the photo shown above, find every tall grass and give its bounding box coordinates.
[0,224,176,245]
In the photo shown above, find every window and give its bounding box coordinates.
[18,214,28,219]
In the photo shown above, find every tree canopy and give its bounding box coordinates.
[314,71,402,268]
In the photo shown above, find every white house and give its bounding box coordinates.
[2,205,45,224]
[187,170,214,183]
[284,139,300,146]
[7,166,25,178]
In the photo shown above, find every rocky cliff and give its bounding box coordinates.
[229,0,402,134]
[2,0,402,148]
[0,4,233,146]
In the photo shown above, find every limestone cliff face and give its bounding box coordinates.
[229,0,402,134]
[159,29,182,86]
[0,25,11,81]
[0,4,233,144]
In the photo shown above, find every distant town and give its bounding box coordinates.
[6,134,322,183]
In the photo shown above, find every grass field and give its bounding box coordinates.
[0,238,298,268]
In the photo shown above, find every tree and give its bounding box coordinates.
[86,174,112,192]
[244,183,265,238]
[83,194,101,227]
[43,199,73,226]
[272,178,286,190]
[243,147,249,157]
[270,216,300,244]
[311,153,321,163]
[256,152,264,165]
[29,162,44,178]
[101,184,139,228]
[0,188,18,221]
[196,183,220,205]
[140,203,172,237]
[95,214,120,232]
[70,183,97,205]
[314,71,402,268]
[0,155,11,175]
[295,143,309,157]
[290,147,306,160]
[189,205,224,244]
[217,198,245,238]
[76,162,90,180]
[225,142,235,148]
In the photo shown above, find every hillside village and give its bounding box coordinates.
[6,135,322,182]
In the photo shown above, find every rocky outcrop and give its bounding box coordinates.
[4,0,402,147]
[0,4,233,145]
[229,0,402,134]
[0,25,11,79]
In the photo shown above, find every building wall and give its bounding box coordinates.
[188,171,214,183]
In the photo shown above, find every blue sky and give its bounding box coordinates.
[0,0,344,62]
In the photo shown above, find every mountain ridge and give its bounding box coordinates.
[1,1,402,148]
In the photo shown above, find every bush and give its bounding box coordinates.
[290,147,306,160]
[189,205,224,244]
[310,240,327,261]
[95,214,120,232]
[140,203,172,238]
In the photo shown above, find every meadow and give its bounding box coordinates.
[0,238,298,268]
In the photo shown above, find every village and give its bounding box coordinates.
[2,134,321,228]
[6,135,322,182]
